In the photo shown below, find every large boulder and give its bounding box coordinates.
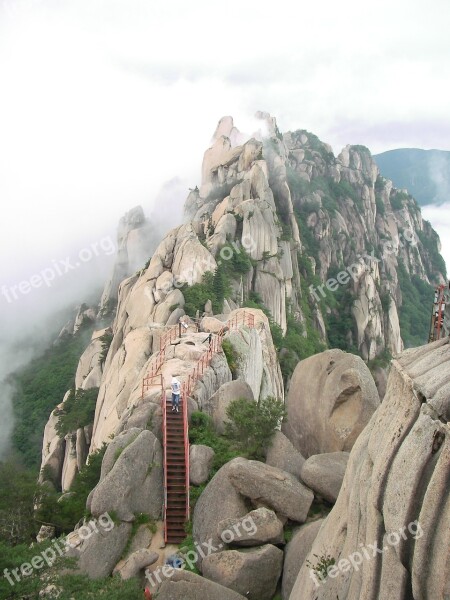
[113,548,159,580]
[89,430,163,521]
[290,339,450,600]
[190,444,215,485]
[202,544,283,600]
[202,380,254,433]
[300,452,349,503]
[224,310,284,402]
[283,349,380,457]
[193,458,249,570]
[217,507,284,546]
[265,430,305,479]
[200,316,226,333]
[282,519,323,600]
[72,521,132,579]
[227,458,313,523]
[155,569,247,600]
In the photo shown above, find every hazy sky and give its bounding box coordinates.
[0,0,449,458]
[1,0,449,295]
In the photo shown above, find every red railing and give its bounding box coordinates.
[181,381,190,522]
[141,310,256,528]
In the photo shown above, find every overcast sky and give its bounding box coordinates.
[1,0,449,299]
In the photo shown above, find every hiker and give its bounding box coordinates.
[171,374,181,412]
[144,587,152,599]
[204,333,213,347]
[166,553,184,568]
[178,316,189,336]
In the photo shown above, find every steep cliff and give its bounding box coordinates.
[38,112,446,492]
[291,337,450,600]
[28,114,448,599]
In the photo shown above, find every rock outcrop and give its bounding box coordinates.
[290,338,450,600]
[88,429,163,521]
[189,444,215,485]
[202,544,284,600]
[300,452,349,503]
[98,206,157,318]
[283,349,380,457]
[155,569,247,600]
[217,507,284,546]
[265,430,305,479]
[203,380,254,434]
[282,519,323,600]
[227,458,314,523]
[193,458,249,569]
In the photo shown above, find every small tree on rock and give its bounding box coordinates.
[225,396,286,459]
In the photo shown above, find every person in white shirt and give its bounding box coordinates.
[171,375,181,412]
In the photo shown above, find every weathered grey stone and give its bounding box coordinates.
[203,380,254,434]
[282,519,323,600]
[190,444,215,485]
[113,548,159,580]
[193,458,249,570]
[200,316,226,333]
[202,544,283,600]
[75,521,132,579]
[290,340,450,600]
[156,569,247,599]
[99,427,143,479]
[89,430,163,521]
[283,349,379,457]
[300,452,349,503]
[266,430,305,479]
[217,507,284,546]
[36,525,55,543]
[228,458,313,523]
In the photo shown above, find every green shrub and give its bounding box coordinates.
[10,323,95,468]
[37,444,107,533]
[221,339,239,376]
[99,331,113,364]
[54,387,99,438]
[306,553,336,582]
[225,396,286,459]
[396,260,435,347]
[375,194,385,216]
[189,412,239,475]
[0,460,40,545]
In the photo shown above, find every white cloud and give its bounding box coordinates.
[0,0,449,457]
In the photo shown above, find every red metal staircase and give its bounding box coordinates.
[141,311,256,544]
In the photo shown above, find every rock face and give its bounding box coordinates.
[193,458,249,569]
[189,444,215,485]
[203,380,254,433]
[283,349,380,457]
[266,430,305,479]
[202,544,284,600]
[300,452,349,503]
[88,429,163,521]
[224,310,284,402]
[227,458,314,523]
[98,206,157,317]
[290,338,450,600]
[113,548,158,580]
[155,569,247,600]
[70,521,132,579]
[217,507,284,546]
[282,519,323,600]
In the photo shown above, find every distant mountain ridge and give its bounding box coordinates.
[374,148,450,206]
